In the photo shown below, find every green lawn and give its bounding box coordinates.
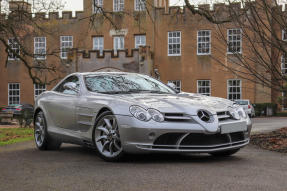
[0,128,34,146]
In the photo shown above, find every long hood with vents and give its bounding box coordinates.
[116,92,235,115]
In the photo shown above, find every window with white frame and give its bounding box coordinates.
[168,31,181,56]
[227,29,242,54]
[113,36,124,52]
[8,38,20,60]
[197,80,211,96]
[60,36,73,59]
[135,35,146,48]
[34,84,46,99]
[197,30,211,55]
[93,0,103,13]
[93,37,104,54]
[227,79,241,100]
[281,55,287,74]
[34,37,46,60]
[282,30,287,41]
[8,83,20,105]
[135,0,145,11]
[114,0,124,12]
[168,80,181,91]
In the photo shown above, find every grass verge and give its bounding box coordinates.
[0,128,34,146]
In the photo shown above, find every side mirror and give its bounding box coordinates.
[63,82,78,93]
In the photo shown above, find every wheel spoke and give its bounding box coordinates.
[97,126,109,135]
[104,118,112,130]
[113,140,121,150]
[109,142,113,155]
[35,122,41,128]
[102,141,110,152]
[96,135,107,142]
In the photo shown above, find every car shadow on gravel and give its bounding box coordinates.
[46,144,246,164]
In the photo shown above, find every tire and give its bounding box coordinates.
[93,111,124,162]
[34,111,62,150]
[209,149,240,157]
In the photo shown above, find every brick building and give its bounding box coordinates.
[0,0,286,110]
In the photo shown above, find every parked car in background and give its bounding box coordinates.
[34,72,252,162]
[1,104,34,127]
[234,100,255,118]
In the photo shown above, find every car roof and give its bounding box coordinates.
[75,72,137,76]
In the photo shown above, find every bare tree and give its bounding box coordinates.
[0,0,65,85]
[182,0,287,107]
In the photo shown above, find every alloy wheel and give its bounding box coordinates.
[94,115,122,158]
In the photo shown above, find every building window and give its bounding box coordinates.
[60,36,73,59]
[135,0,145,11]
[282,30,287,41]
[168,31,181,56]
[114,0,124,12]
[281,55,287,74]
[227,29,242,54]
[34,84,46,99]
[113,36,124,52]
[168,80,181,91]
[197,30,211,55]
[8,83,20,105]
[93,0,103,13]
[93,37,104,54]
[197,80,211,96]
[227,79,241,100]
[8,38,20,60]
[135,35,146,48]
[34,37,46,60]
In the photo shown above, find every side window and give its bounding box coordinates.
[55,76,80,95]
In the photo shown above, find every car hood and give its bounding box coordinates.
[116,92,235,115]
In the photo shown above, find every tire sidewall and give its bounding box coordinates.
[92,111,124,162]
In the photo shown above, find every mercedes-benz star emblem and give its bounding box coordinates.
[197,110,210,122]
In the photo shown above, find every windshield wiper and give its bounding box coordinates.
[128,89,169,94]
[97,91,131,94]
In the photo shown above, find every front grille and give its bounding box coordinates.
[152,132,247,149]
[164,113,193,122]
[230,132,245,142]
[154,133,185,145]
[180,133,230,146]
[217,111,232,121]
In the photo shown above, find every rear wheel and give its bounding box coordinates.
[209,149,240,157]
[93,111,124,162]
[34,111,61,150]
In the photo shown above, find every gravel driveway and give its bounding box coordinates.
[0,141,286,191]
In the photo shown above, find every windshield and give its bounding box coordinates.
[84,73,176,94]
[235,100,249,105]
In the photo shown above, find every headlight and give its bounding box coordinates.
[129,105,151,122]
[230,106,247,120]
[237,106,247,119]
[129,106,164,122]
[148,108,164,122]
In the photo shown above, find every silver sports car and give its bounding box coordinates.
[34,72,252,161]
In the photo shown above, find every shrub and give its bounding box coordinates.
[254,103,278,116]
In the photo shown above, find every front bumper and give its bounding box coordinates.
[116,115,252,153]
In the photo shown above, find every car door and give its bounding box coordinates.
[46,75,80,131]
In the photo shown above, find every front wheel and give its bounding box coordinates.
[209,149,240,157]
[93,111,124,162]
[34,111,61,150]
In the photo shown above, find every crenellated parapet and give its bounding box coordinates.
[67,47,153,75]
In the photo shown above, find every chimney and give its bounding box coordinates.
[9,0,32,13]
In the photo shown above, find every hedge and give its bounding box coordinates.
[253,103,278,116]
